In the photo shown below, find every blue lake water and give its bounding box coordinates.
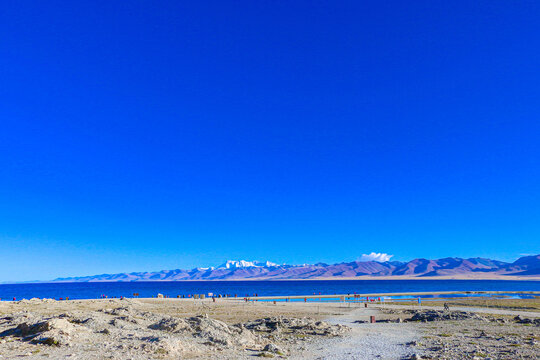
[0,280,539,301]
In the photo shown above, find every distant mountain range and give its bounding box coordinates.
[51,255,540,282]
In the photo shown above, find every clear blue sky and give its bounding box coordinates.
[1,1,539,281]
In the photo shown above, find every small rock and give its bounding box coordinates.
[263,343,285,355]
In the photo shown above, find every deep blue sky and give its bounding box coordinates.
[1,1,539,281]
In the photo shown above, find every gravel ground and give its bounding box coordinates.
[379,307,540,360]
[416,319,539,359]
[290,307,420,360]
[371,304,540,318]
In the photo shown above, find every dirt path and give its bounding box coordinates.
[290,303,540,359]
[290,307,420,360]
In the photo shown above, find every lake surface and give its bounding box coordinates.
[1,280,539,301]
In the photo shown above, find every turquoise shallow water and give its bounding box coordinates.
[0,280,539,301]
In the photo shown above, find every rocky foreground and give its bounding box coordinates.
[0,298,348,359]
[0,298,539,359]
[381,308,540,360]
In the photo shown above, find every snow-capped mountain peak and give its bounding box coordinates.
[50,254,540,282]
[218,260,278,269]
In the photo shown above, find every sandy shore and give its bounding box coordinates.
[0,297,539,359]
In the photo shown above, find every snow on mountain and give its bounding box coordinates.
[50,255,540,282]
[218,260,279,269]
